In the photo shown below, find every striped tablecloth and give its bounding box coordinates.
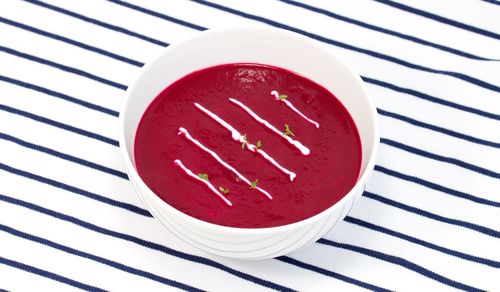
[1,0,499,291]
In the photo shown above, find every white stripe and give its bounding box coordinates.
[178,127,273,200]
[194,102,296,181]
[173,159,233,206]
[228,98,311,156]
[270,90,320,129]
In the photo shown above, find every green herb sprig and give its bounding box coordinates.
[241,133,248,149]
[277,94,288,101]
[197,173,209,181]
[218,186,230,194]
[249,179,259,189]
[283,123,295,137]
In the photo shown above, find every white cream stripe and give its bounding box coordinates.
[173,159,232,206]
[177,127,273,200]
[270,90,320,129]
[194,103,297,181]
[228,98,311,156]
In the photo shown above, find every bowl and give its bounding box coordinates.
[119,27,379,260]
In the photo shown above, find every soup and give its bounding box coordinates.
[134,63,361,228]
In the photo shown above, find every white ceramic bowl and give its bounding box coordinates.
[119,27,379,260]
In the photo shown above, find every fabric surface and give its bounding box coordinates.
[1,0,499,291]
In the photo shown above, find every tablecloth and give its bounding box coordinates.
[1,0,499,291]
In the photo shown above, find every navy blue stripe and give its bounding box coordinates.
[0,75,118,117]
[363,191,500,238]
[317,239,483,292]
[375,165,500,208]
[344,216,500,268]
[22,0,169,47]
[0,256,105,292]
[276,256,390,292]
[480,0,500,5]
[190,0,500,93]
[0,223,203,292]
[380,138,500,179]
[279,0,495,61]
[363,76,500,121]
[0,132,128,180]
[377,108,500,149]
[372,0,500,40]
[0,46,127,90]
[0,16,144,67]
[0,161,151,217]
[106,0,206,31]
[0,104,119,146]
[0,194,294,292]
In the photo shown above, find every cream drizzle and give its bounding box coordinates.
[177,127,273,200]
[173,159,232,206]
[271,90,320,129]
[228,98,311,156]
[194,103,297,181]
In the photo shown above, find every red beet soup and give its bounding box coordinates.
[134,63,361,228]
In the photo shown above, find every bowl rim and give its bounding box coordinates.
[119,26,379,235]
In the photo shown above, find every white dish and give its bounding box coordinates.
[119,27,379,260]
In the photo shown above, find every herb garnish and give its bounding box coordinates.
[241,133,248,149]
[256,140,263,149]
[197,173,209,181]
[277,94,288,101]
[283,123,295,137]
[218,186,230,194]
[249,179,259,189]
